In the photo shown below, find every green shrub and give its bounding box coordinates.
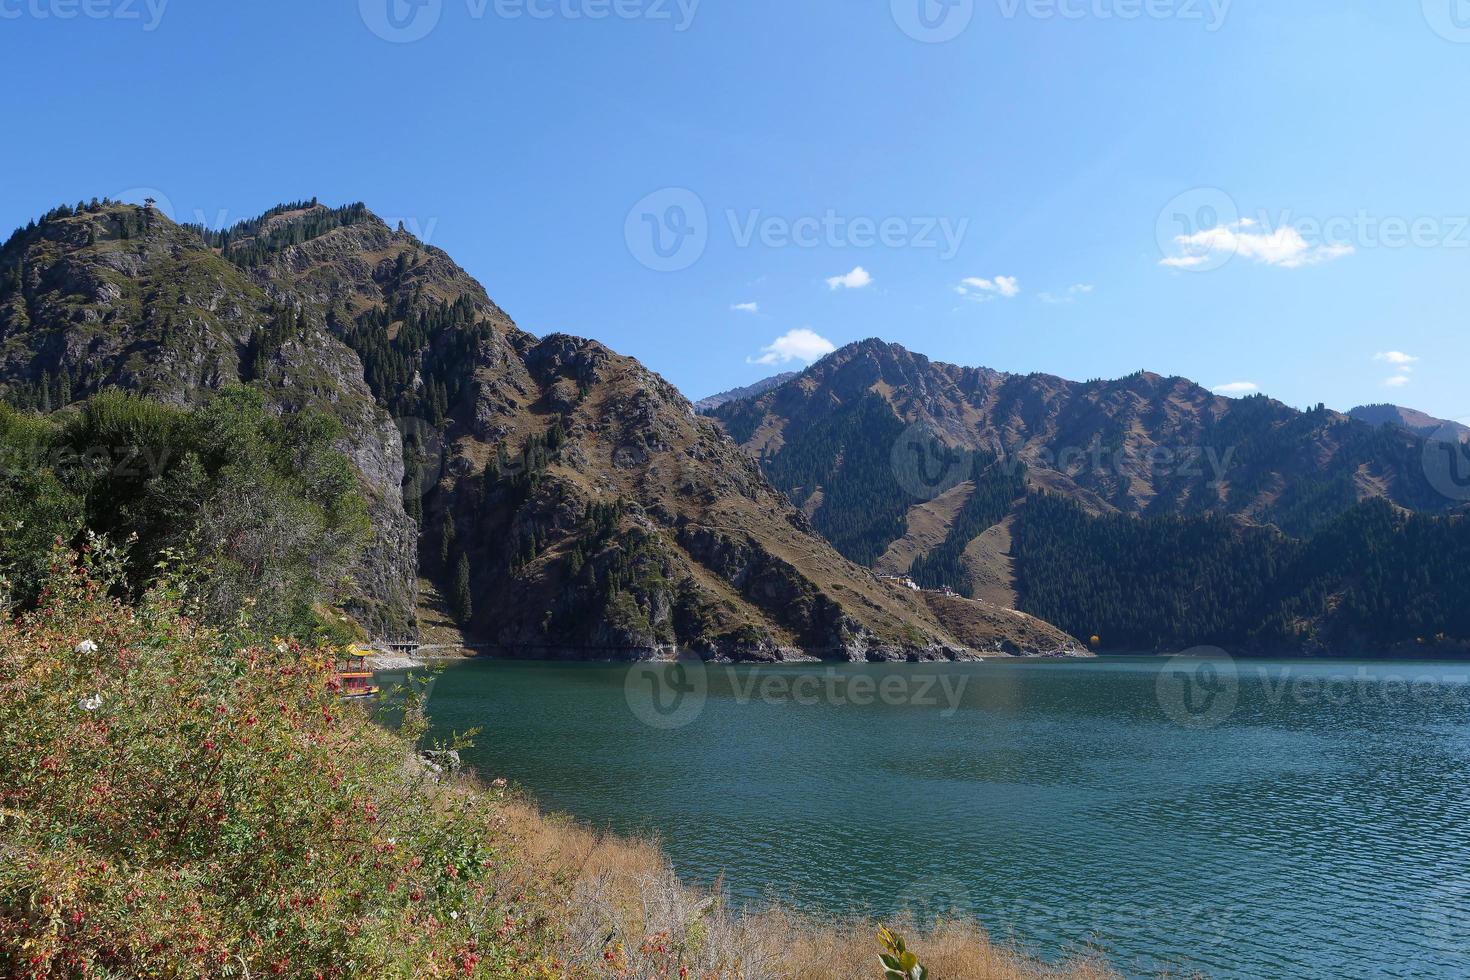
[0,389,369,639]
[0,547,553,978]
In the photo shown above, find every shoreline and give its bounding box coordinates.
[367,643,1092,669]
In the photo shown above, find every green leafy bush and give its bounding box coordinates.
[0,389,369,639]
[0,547,552,978]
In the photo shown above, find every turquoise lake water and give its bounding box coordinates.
[408,655,1470,979]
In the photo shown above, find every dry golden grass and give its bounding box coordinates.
[875,480,976,576]
[495,794,1118,980]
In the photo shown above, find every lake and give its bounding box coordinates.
[410,655,1470,979]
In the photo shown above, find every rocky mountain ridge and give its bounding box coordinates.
[713,338,1454,545]
[709,339,1470,653]
[0,201,1078,659]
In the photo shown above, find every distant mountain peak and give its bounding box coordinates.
[693,371,799,413]
[1349,403,1470,443]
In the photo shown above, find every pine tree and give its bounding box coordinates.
[453,553,473,623]
[439,514,456,566]
[404,456,425,525]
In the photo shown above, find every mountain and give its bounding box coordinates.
[714,339,1453,539]
[692,372,798,413]
[0,201,1074,659]
[710,339,1470,653]
[1350,403,1470,443]
[0,199,432,635]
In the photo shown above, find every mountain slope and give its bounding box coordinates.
[713,338,1455,564]
[432,332,1061,658]
[0,200,422,633]
[1350,403,1470,444]
[0,201,1075,659]
[711,339,1470,653]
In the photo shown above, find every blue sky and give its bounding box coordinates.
[2,0,1467,417]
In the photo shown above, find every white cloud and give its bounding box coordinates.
[1375,351,1417,388]
[1039,283,1094,304]
[1212,381,1260,396]
[731,302,760,313]
[1161,218,1354,269]
[747,328,837,366]
[826,266,873,291]
[956,275,1020,301]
